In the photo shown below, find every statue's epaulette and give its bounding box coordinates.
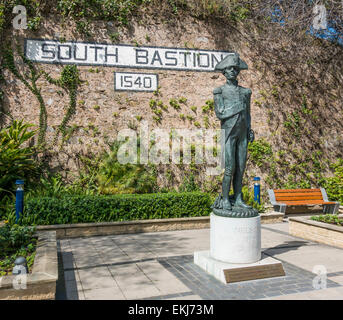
[239,86,252,95]
[213,87,222,94]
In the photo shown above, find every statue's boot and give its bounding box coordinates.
[234,193,252,209]
[222,199,232,210]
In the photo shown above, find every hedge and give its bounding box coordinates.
[20,192,213,225]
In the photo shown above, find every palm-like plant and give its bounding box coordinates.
[97,142,157,194]
[0,120,37,194]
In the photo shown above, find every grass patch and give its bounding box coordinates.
[311,214,343,227]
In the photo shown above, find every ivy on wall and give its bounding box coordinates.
[44,65,82,144]
[247,138,331,191]
[2,45,48,146]
[1,44,82,147]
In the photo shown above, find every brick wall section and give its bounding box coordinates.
[289,217,343,249]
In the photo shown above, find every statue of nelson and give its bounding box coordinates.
[213,53,255,213]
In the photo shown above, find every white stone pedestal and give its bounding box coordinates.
[194,251,285,284]
[210,213,261,264]
[194,212,285,283]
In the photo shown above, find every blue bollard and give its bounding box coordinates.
[15,180,24,224]
[253,177,261,205]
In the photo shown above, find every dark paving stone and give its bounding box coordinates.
[295,286,316,293]
[247,295,266,300]
[157,254,343,300]
[65,290,80,300]
[56,241,67,300]
[265,291,283,297]
[265,286,289,292]
[327,271,343,276]
[279,284,299,290]
[280,289,300,295]
[327,282,340,288]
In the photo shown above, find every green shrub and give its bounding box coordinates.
[20,192,213,225]
[0,120,37,194]
[0,223,36,255]
[325,158,343,203]
[179,173,200,192]
[241,186,266,212]
[0,223,37,276]
[27,174,91,198]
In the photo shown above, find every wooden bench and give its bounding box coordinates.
[267,188,340,214]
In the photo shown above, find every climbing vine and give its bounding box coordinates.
[44,65,82,144]
[2,45,48,145]
[247,138,331,190]
[1,45,82,146]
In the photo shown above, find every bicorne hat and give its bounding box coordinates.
[214,53,248,71]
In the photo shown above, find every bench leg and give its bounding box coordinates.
[274,204,286,214]
[323,203,340,214]
[333,203,340,214]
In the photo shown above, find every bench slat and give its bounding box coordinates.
[282,201,336,205]
[275,195,323,201]
[274,189,321,194]
[274,192,322,196]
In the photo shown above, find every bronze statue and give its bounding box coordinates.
[212,53,258,218]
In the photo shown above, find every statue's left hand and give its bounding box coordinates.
[248,129,255,143]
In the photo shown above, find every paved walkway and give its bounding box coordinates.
[56,220,343,300]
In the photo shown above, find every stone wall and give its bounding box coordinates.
[2,6,343,189]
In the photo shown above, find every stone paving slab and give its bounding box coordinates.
[112,236,157,260]
[83,287,126,300]
[262,222,289,233]
[328,275,343,285]
[108,263,161,299]
[56,221,343,300]
[78,266,118,290]
[260,227,311,250]
[264,243,343,274]
[136,260,190,295]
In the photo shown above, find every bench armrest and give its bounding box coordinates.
[267,189,287,213]
[321,188,340,214]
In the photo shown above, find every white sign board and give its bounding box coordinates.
[114,72,158,92]
[24,39,234,72]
